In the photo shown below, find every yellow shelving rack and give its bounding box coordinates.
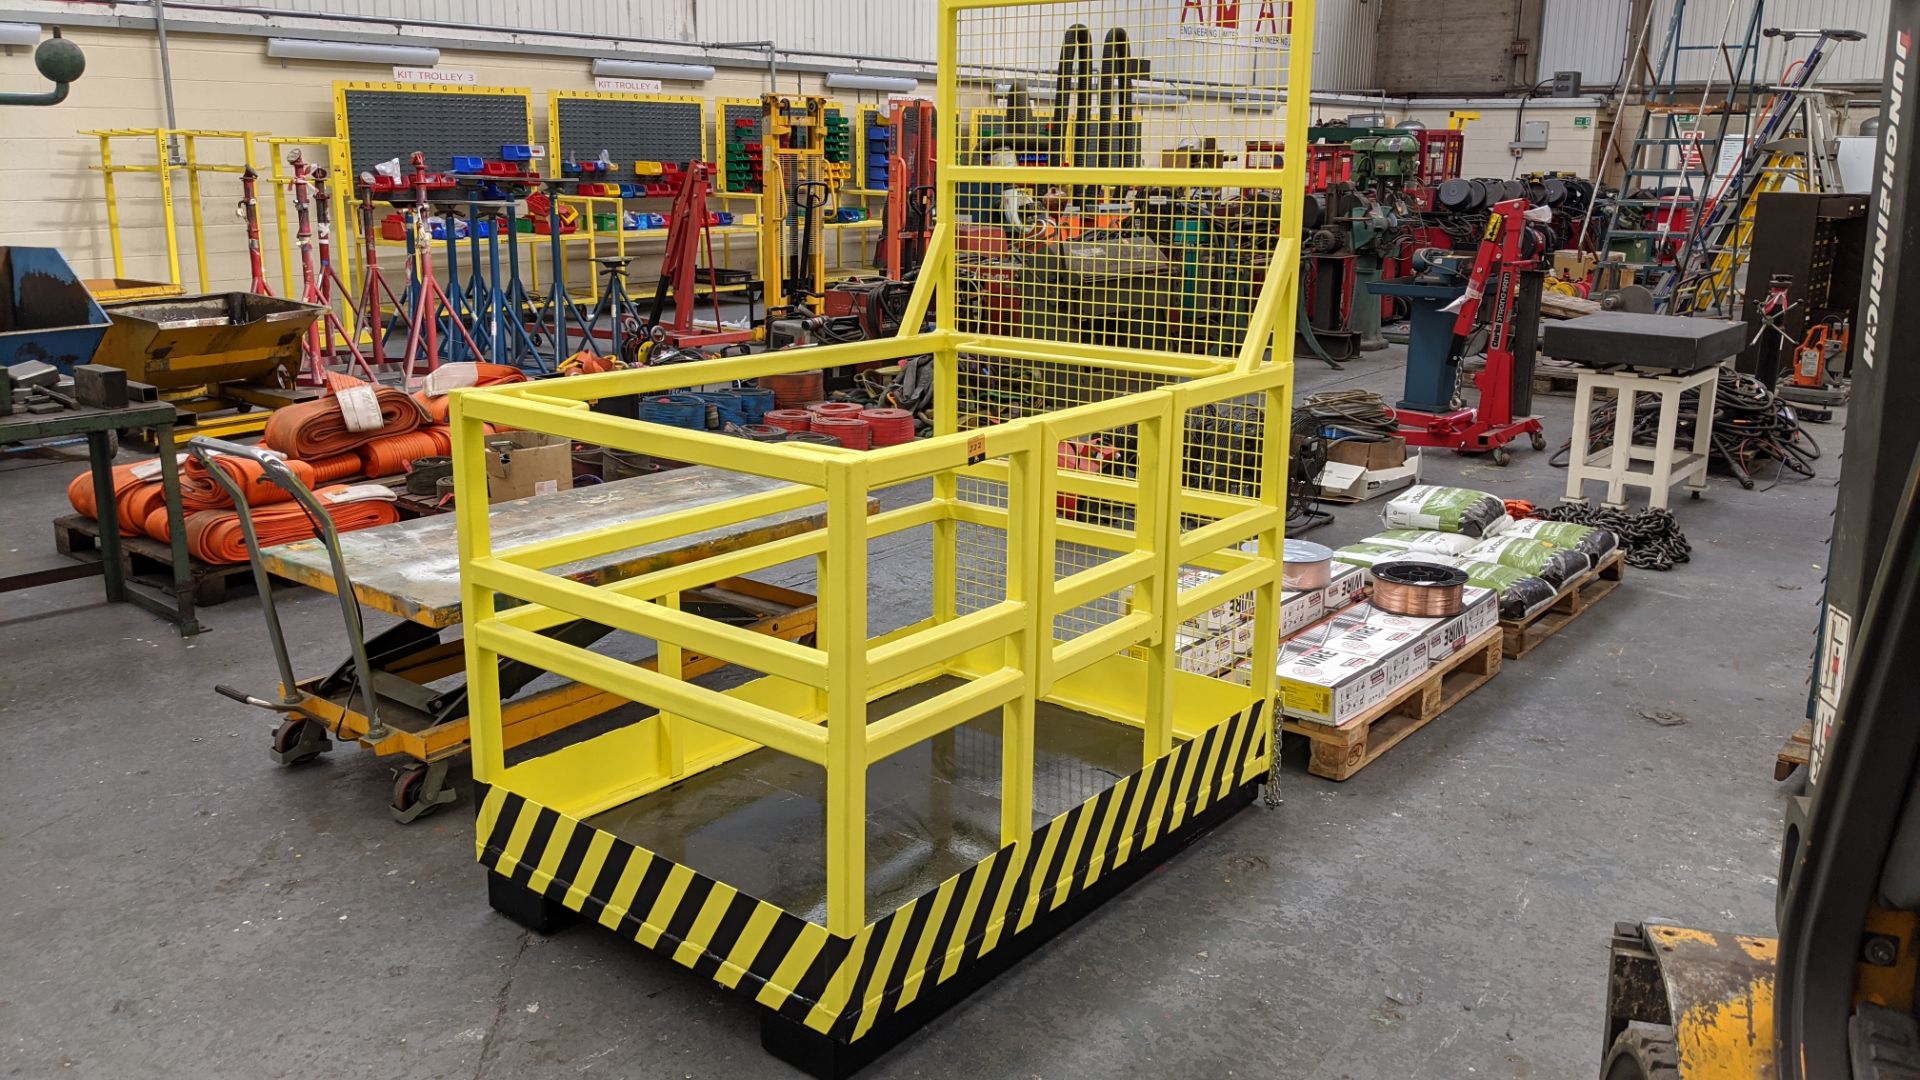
[451,0,1314,1072]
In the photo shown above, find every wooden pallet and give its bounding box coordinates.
[1500,549,1627,659]
[1533,365,1584,397]
[1279,628,1504,781]
[1775,721,1813,781]
[53,514,258,606]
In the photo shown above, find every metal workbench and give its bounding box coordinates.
[0,399,198,635]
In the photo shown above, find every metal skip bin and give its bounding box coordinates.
[0,246,110,371]
[92,292,320,392]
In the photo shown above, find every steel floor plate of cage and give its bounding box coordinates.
[479,673,1266,1078]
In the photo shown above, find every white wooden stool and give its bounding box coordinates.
[1563,365,1718,510]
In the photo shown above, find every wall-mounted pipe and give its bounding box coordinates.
[149,0,179,147]
[73,1,928,71]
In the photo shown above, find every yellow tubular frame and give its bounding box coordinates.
[458,0,1311,945]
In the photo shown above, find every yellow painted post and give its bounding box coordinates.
[183,133,211,292]
[656,591,686,777]
[932,341,960,624]
[823,458,869,937]
[1252,380,1291,769]
[451,389,505,782]
[155,131,182,288]
[999,432,1035,842]
[1275,7,1317,324]
[1139,404,1176,764]
[98,135,125,279]
[266,142,296,296]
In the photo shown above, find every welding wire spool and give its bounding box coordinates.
[782,431,841,446]
[1371,561,1470,618]
[406,455,453,495]
[764,408,814,433]
[740,423,786,442]
[1281,539,1334,591]
[860,407,917,446]
[638,394,708,430]
[811,415,872,449]
[807,401,864,420]
[760,370,825,409]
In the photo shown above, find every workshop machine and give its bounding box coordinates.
[1601,3,1920,1076]
[1368,197,1549,465]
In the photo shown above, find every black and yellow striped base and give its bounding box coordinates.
[477,699,1269,1078]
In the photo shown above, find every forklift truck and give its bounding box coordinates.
[1600,4,1920,1076]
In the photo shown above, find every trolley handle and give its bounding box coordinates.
[186,435,390,741]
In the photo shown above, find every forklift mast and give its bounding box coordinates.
[1779,1,1920,1075]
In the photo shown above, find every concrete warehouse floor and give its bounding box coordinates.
[0,347,1831,1079]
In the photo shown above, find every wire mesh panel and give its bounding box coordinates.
[335,83,535,177]
[551,93,706,171]
[945,0,1306,360]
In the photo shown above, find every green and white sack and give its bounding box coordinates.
[1503,518,1619,560]
[1370,528,1482,557]
[1465,535,1591,589]
[1455,559,1556,619]
[1379,485,1511,538]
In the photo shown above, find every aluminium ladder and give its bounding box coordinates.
[1601,0,1766,274]
[1667,29,1863,314]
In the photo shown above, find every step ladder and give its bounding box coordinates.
[1600,0,1765,271]
[1664,29,1863,313]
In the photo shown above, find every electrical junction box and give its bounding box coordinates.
[1552,70,1583,98]
[1511,120,1550,151]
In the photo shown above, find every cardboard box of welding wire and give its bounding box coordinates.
[1280,588,1326,636]
[485,431,574,502]
[1330,586,1499,665]
[1275,646,1405,727]
[1324,562,1367,613]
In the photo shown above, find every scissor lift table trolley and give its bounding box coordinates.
[197,436,837,823]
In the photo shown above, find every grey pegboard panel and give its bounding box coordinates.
[551,93,705,173]
[335,82,534,178]
[718,100,764,193]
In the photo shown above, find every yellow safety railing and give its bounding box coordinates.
[83,128,263,291]
[456,0,1312,951]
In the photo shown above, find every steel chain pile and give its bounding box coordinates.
[1533,503,1692,571]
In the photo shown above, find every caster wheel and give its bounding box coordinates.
[1491,446,1511,466]
[392,768,427,813]
[1690,490,1702,500]
[389,762,458,824]
[270,717,330,766]
[1529,429,1547,451]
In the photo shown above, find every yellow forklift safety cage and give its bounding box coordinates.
[456,0,1313,1055]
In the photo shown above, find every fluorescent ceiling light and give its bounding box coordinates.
[0,22,42,48]
[825,72,920,93]
[592,58,716,82]
[266,37,441,66]
[1134,92,1189,106]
